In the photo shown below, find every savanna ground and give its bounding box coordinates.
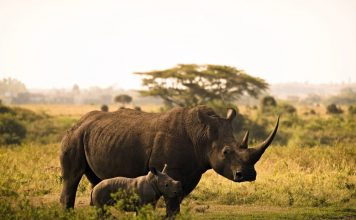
[1,104,355,219]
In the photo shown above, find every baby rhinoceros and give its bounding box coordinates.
[90,164,182,211]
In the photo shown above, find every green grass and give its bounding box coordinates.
[1,103,356,218]
[191,205,355,219]
[0,143,355,219]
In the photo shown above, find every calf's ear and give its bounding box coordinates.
[150,167,158,176]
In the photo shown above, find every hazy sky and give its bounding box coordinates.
[1,0,356,89]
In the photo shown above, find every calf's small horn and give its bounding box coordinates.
[162,164,168,173]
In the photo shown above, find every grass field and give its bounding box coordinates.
[1,104,355,219]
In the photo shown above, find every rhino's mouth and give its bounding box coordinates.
[234,178,255,183]
[233,172,256,182]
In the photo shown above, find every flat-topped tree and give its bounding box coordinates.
[114,94,132,108]
[135,64,268,108]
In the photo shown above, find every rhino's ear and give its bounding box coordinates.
[226,108,236,122]
[197,109,211,124]
[197,108,218,139]
[150,167,158,176]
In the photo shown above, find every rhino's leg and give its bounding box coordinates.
[182,173,202,196]
[59,139,86,208]
[165,173,203,217]
[164,197,180,217]
[85,165,102,188]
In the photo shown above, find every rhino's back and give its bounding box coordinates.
[80,108,188,179]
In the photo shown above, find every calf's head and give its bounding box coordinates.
[150,164,183,198]
[196,106,279,182]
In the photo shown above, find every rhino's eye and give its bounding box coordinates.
[223,147,231,155]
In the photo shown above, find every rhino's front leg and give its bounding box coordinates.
[164,197,180,218]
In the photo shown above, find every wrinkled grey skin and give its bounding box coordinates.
[60,105,279,216]
[91,164,182,210]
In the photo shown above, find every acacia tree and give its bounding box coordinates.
[114,94,132,107]
[135,64,268,108]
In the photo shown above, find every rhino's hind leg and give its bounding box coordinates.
[59,142,86,209]
[60,172,83,209]
[85,164,102,188]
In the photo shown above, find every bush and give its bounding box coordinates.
[0,105,14,114]
[12,107,47,122]
[100,104,109,112]
[0,114,26,145]
[289,116,356,146]
[348,105,356,115]
[0,104,75,145]
[326,104,343,114]
[260,96,277,113]
[280,103,297,114]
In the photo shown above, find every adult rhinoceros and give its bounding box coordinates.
[60,105,279,215]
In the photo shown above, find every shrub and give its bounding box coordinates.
[348,105,356,115]
[0,104,75,145]
[0,103,15,114]
[260,96,277,113]
[100,104,109,112]
[326,104,343,114]
[0,113,26,145]
[280,103,297,114]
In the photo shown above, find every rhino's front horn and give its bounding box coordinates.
[251,116,279,163]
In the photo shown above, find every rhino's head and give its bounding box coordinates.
[196,106,279,182]
[150,164,183,198]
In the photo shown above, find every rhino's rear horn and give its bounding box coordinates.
[239,130,249,149]
[251,116,279,163]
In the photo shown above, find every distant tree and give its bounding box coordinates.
[261,96,277,107]
[281,103,297,114]
[0,78,27,102]
[72,84,80,94]
[326,103,343,114]
[100,104,109,112]
[134,106,141,111]
[135,64,268,108]
[11,92,31,104]
[260,95,277,112]
[114,94,132,107]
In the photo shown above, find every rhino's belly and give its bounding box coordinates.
[84,133,152,179]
